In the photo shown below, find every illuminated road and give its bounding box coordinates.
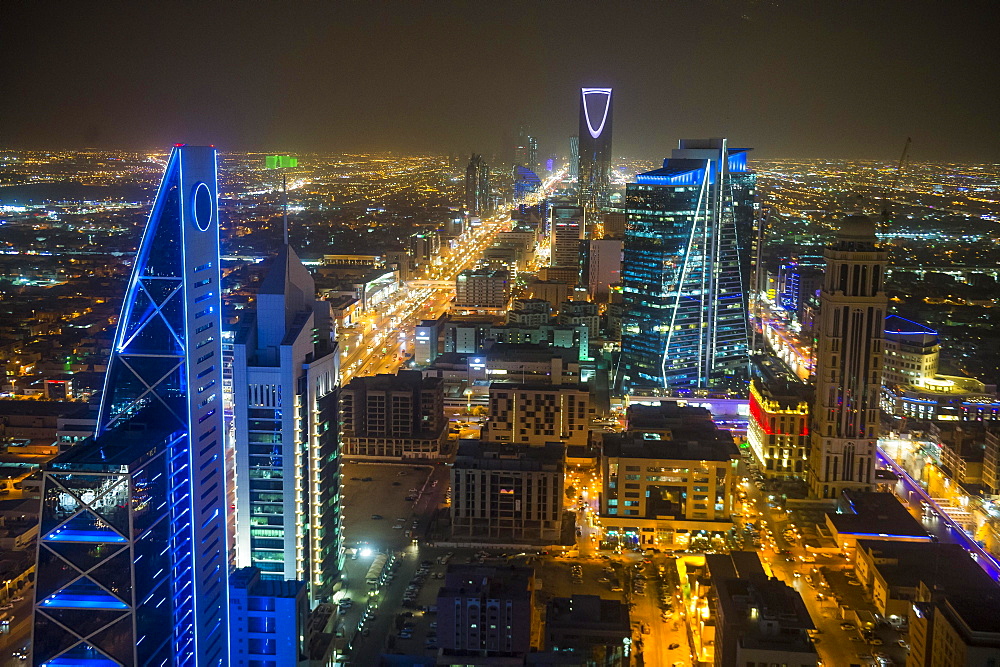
[878,448,1000,582]
[337,173,563,386]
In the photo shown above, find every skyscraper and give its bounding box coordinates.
[577,87,613,210]
[464,153,491,216]
[549,203,584,270]
[808,214,887,499]
[233,244,341,603]
[33,145,230,665]
[619,138,755,393]
[569,135,580,180]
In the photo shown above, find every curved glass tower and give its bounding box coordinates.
[619,139,755,394]
[33,145,230,666]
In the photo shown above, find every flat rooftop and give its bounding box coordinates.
[827,491,929,540]
[454,441,564,471]
[602,429,739,463]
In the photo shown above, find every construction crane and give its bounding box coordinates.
[881,137,912,229]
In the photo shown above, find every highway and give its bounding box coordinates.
[337,171,563,386]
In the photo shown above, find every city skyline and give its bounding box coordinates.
[4,2,999,161]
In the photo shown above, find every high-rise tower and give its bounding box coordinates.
[619,138,755,393]
[233,244,341,604]
[808,214,887,499]
[578,88,613,210]
[33,145,230,665]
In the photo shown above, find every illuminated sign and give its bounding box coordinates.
[581,88,612,139]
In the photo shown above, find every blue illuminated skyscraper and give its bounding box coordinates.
[578,87,613,210]
[619,138,756,393]
[32,145,230,666]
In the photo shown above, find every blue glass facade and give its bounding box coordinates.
[619,139,755,393]
[33,145,230,666]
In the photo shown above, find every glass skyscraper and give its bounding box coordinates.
[578,87,613,211]
[619,138,756,393]
[233,244,341,605]
[33,145,230,665]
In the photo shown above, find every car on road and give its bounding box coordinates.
[841,622,856,630]
[0,603,12,610]
[371,514,383,520]
[668,643,680,650]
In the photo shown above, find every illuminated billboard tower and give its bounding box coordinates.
[619,138,755,393]
[808,215,887,498]
[578,87,613,210]
[32,145,230,666]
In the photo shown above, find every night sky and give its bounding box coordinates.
[3,1,997,161]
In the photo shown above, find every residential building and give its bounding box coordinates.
[340,370,448,459]
[233,244,341,601]
[455,269,512,312]
[599,413,740,548]
[586,238,623,302]
[32,146,229,665]
[544,595,631,666]
[557,300,599,343]
[507,298,552,327]
[619,138,755,393]
[809,215,887,499]
[578,88,613,211]
[437,564,535,659]
[229,566,309,667]
[483,382,591,447]
[451,441,564,541]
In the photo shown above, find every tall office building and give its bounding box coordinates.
[619,138,755,393]
[549,203,584,270]
[233,244,340,603]
[808,215,887,499]
[514,125,538,172]
[578,87,613,210]
[569,135,580,180]
[33,145,230,665]
[464,153,491,216]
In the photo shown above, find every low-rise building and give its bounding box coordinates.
[455,269,511,313]
[747,374,811,480]
[599,413,740,549]
[544,595,630,665]
[450,441,564,542]
[822,491,931,550]
[436,564,535,660]
[340,370,447,460]
[483,383,591,447]
[708,552,817,667]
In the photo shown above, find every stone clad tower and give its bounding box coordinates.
[808,214,888,498]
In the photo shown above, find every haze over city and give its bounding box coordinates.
[2,2,1000,667]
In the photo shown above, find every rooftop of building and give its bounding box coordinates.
[0,399,92,419]
[602,428,739,463]
[343,369,443,392]
[626,403,714,431]
[716,576,815,634]
[438,563,534,600]
[856,540,996,598]
[826,491,930,540]
[942,594,1000,638]
[545,594,630,634]
[705,551,768,581]
[454,441,564,470]
[884,314,937,337]
[231,566,306,598]
[487,381,588,393]
[45,404,182,472]
[484,343,580,363]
